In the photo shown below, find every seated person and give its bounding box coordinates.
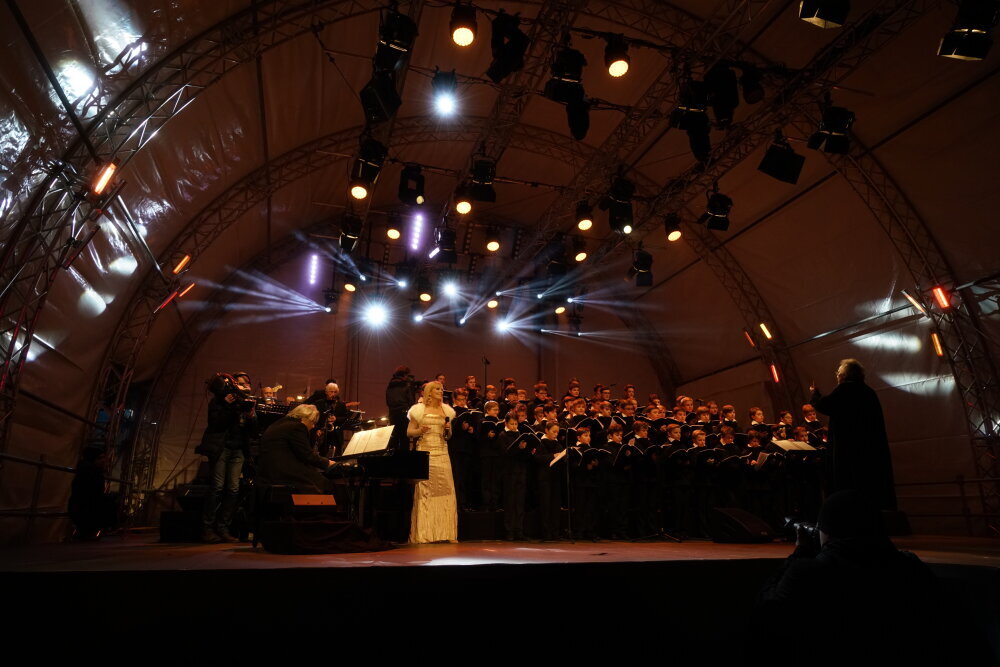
[256,404,334,493]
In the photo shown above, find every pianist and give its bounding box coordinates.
[257,404,335,494]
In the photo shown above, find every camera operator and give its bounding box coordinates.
[756,490,945,665]
[386,366,419,452]
[196,371,257,543]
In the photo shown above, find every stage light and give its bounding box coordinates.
[308,254,320,285]
[496,319,511,332]
[487,299,499,309]
[704,63,739,128]
[770,363,781,383]
[932,286,951,309]
[92,162,117,195]
[574,250,587,262]
[604,35,629,78]
[576,201,593,230]
[901,289,927,315]
[178,283,196,299]
[349,137,387,199]
[486,227,501,253]
[602,177,635,235]
[340,214,363,252]
[799,0,849,28]
[172,254,191,274]
[573,237,587,262]
[375,10,418,71]
[931,331,945,357]
[664,213,682,242]
[443,281,459,298]
[939,1,1000,60]
[409,212,425,252]
[450,3,477,46]
[758,130,805,184]
[365,303,389,327]
[565,99,590,141]
[671,79,711,163]
[486,10,530,83]
[412,301,425,322]
[759,322,773,340]
[744,330,756,348]
[627,247,653,287]
[344,282,357,292]
[432,227,458,263]
[386,214,402,240]
[471,158,497,202]
[808,102,855,154]
[432,69,459,116]
[325,306,333,313]
[395,260,415,289]
[399,164,425,205]
[360,71,401,124]
[418,277,432,302]
[699,184,733,232]
[154,289,180,313]
[543,47,586,106]
[454,184,473,215]
[555,305,566,315]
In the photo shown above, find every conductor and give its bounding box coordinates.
[810,359,897,511]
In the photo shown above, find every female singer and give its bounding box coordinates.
[407,381,458,544]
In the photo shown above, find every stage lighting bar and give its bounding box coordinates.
[92,162,117,195]
[931,331,945,357]
[759,322,773,340]
[901,289,927,315]
[172,254,192,274]
[308,253,320,285]
[178,282,196,299]
[409,212,425,252]
[744,330,756,348]
[155,289,180,313]
[770,363,780,383]
[932,286,951,309]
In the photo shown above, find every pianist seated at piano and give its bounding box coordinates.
[257,404,335,494]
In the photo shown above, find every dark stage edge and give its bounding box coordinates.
[2,535,997,664]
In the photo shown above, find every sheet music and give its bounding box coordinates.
[343,426,394,456]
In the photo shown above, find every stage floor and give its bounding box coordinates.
[0,531,996,572]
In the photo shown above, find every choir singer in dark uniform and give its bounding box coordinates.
[810,358,897,511]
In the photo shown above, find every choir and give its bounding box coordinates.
[445,377,830,541]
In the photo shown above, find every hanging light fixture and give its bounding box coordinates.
[604,35,629,78]
[798,0,850,29]
[450,3,477,46]
[664,213,682,242]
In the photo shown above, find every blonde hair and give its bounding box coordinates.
[422,381,443,407]
[288,404,319,425]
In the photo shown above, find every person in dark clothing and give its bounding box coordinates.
[533,421,564,540]
[386,366,418,452]
[499,413,530,540]
[756,490,945,666]
[810,358,897,510]
[68,447,117,540]
[256,404,333,493]
[307,382,352,457]
[196,372,256,543]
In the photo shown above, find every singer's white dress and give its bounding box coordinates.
[408,403,458,543]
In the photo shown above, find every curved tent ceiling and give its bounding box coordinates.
[1,0,999,541]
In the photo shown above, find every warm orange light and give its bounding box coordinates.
[770,363,780,383]
[344,283,357,292]
[555,306,566,315]
[455,199,472,215]
[155,290,179,313]
[92,162,117,195]
[178,283,195,298]
[667,229,682,242]
[350,184,369,200]
[452,27,474,47]
[902,290,926,315]
[932,286,950,309]
[487,299,499,309]
[486,240,500,252]
[419,292,432,302]
[759,322,773,340]
[744,330,756,348]
[387,228,401,240]
[574,251,587,262]
[172,254,191,274]
[931,332,944,357]
[577,218,593,231]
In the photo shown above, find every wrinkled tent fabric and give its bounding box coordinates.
[0,1,997,542]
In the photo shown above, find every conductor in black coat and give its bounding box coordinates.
[257,404,334,494]
[810,358,897,511]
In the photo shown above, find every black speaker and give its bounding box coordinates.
[360,73,401,124]
[708,507,775,543]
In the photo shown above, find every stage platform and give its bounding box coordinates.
[2,534,997,663]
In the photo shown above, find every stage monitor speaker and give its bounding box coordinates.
[259,519,387,554]
[708,507,775,543]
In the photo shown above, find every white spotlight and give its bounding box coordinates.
[435,93,457,116]
[443,282,459,298]
[496,319,510,332]
[365,303,389,327]
[414,313,424,322]
[398,279,409,288]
